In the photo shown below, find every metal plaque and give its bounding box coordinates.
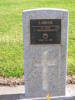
[30,19,61,44]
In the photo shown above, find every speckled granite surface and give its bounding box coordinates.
[23,8,68,97]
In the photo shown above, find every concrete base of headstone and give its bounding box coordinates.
[0,93,75,100]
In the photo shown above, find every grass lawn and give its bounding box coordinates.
[0,0,75,77]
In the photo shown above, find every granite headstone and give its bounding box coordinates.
[23,8,68,98]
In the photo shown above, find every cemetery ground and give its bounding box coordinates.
[0,0,75,84]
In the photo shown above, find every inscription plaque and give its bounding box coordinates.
[30,19,61,44]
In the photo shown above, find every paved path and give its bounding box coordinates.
[0,85,25,95]
[0,84,75,96]
[66,84,75,96]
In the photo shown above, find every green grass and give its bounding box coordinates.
[0,0,75,77]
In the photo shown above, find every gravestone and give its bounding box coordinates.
[23,8,68,98]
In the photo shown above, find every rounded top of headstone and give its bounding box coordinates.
[23,8,68,13]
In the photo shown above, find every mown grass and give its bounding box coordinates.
[0,0,75,77]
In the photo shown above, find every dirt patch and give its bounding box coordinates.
[67,75,75,84]
[0,75,75,86]
[0,76,24,86]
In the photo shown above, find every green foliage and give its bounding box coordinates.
[0,0,75,77]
